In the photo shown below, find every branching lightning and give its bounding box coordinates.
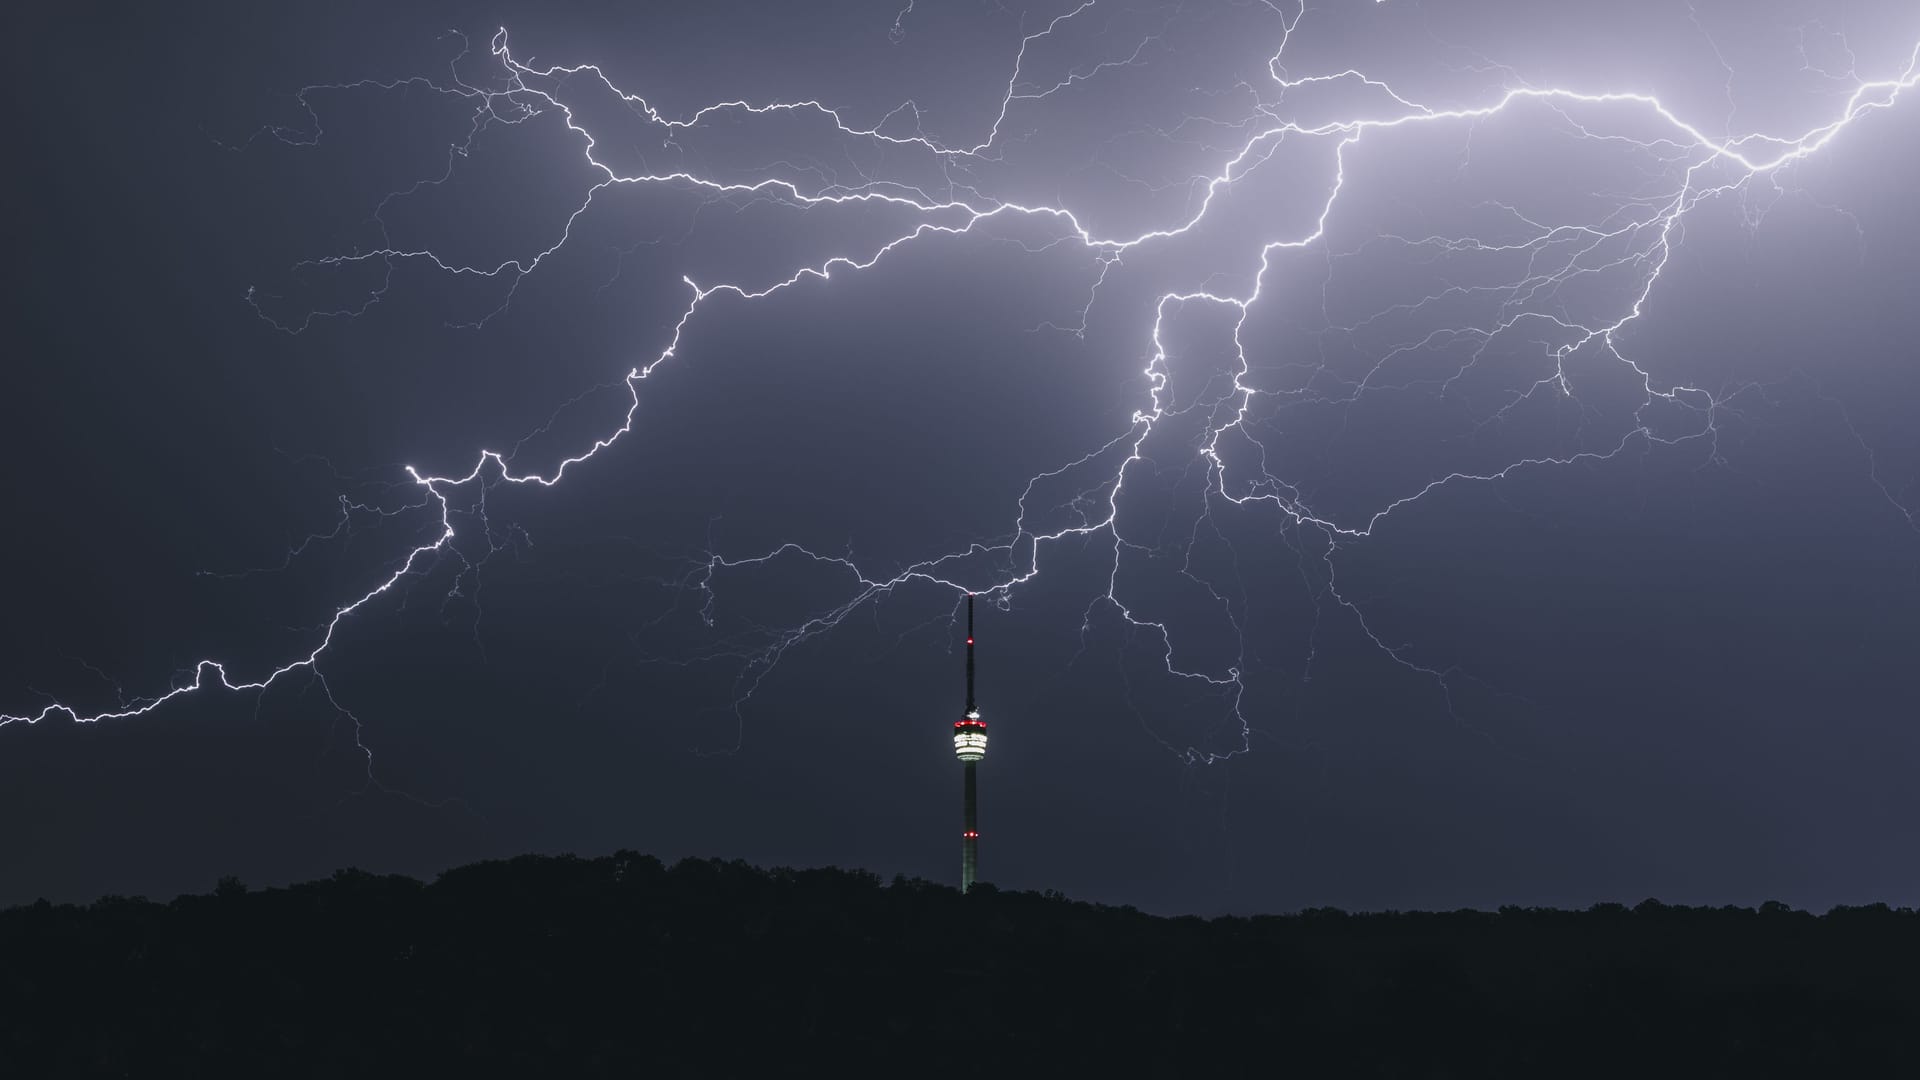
[8,1,1919,777]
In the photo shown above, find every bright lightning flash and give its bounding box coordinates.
[6,1,1918,777]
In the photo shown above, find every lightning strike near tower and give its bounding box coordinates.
[5,0,1920,831]
[954,594,987,892]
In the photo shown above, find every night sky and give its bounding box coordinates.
[7,0,1920,916]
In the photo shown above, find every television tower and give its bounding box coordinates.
[953,593,988,892]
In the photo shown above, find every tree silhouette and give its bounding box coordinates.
[2,854,1917,1074]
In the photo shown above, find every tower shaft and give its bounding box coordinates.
[962,760,978,891]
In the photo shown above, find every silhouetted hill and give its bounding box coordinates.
[4,854,1916,1075]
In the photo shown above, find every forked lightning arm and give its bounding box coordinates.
[6,2,1918,772]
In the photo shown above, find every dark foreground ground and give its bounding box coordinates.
[4,854,1916,1076]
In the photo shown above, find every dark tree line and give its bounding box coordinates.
[3,853,1916,1076]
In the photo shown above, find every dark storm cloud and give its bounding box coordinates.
[5,0,1919,915]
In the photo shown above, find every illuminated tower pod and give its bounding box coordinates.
[954,594,988,892]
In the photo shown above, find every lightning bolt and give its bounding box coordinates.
[8,1,1918,782]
